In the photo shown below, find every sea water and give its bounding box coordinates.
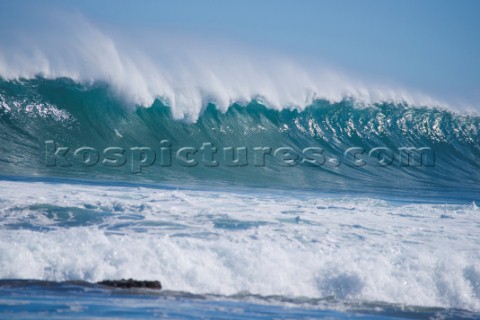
[0,73,479,319]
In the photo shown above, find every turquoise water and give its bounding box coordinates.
[1,78,480,196]
[1,78,480,319]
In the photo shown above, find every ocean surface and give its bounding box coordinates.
[0,77,480,319]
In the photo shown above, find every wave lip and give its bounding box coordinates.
[0,14,455,121]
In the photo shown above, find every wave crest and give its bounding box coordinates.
[0,14,449,121]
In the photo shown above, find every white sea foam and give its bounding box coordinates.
[0,15,450,121]
[0,180,479,311]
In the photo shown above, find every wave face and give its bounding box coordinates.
[1,78,480,199]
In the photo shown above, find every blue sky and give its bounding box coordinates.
[1,0,480,105]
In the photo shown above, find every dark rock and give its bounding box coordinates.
[97,278,162,290]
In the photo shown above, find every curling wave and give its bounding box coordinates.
[0,78,479,199]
